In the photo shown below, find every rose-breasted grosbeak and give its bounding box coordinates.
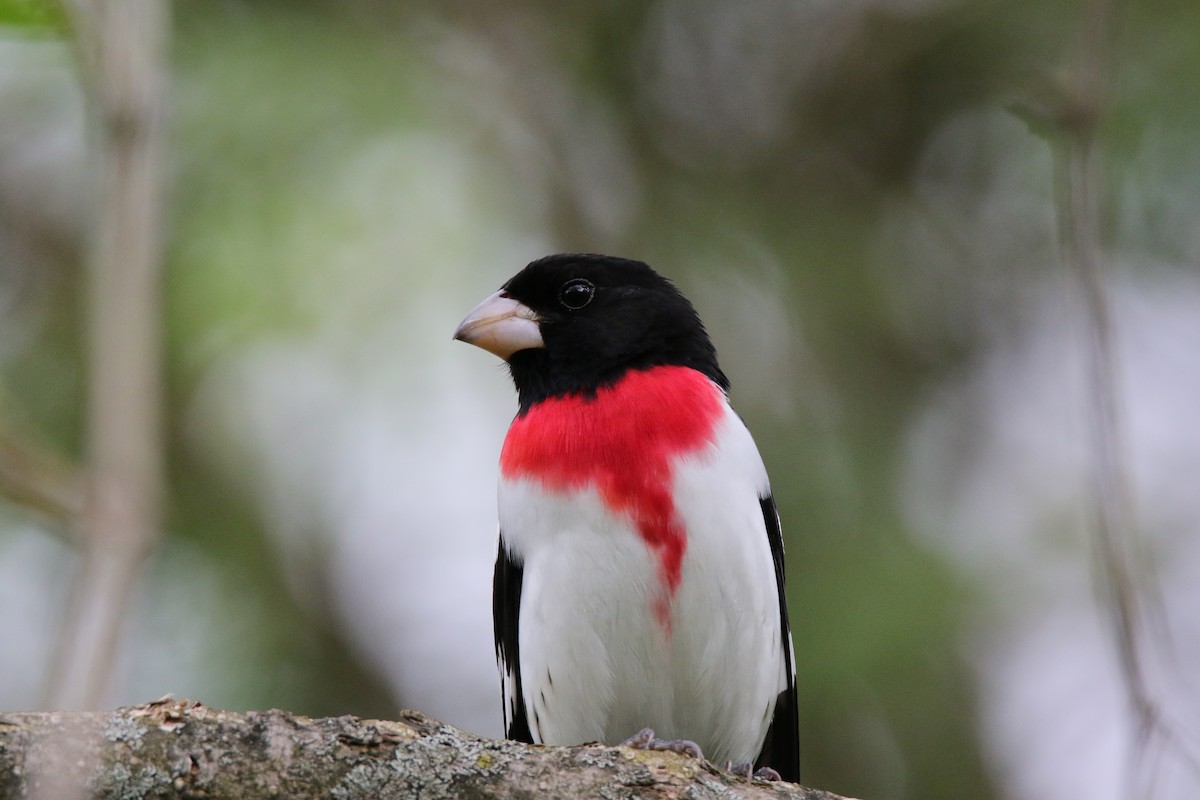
[454,253,799,781]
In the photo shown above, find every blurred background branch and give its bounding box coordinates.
[44,0,170,711]
[0,420,84,532]
[1055,0,1146,747]
[1051,0,1200,793]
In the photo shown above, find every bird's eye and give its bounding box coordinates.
[558,278,595,310]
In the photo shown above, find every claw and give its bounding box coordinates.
[620,727,656,749]
[725,762,783,782]
[620,727,704,760]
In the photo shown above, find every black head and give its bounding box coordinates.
[455,253,727,411]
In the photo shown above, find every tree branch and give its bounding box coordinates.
[0,702,853,800]
[1049,0,1200,791]
[0,425,85,534]
[47,0,171,710]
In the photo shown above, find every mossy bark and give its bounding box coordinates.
[0,699,854,799]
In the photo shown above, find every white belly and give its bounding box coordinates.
[498,407,784,766]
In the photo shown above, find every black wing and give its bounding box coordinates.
[754,493,801,783]
[493,532,533,742]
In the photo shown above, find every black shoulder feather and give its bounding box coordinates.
[754,493,800,783]
[493,534,533,742]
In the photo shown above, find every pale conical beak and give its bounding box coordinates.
[453,291,544,360]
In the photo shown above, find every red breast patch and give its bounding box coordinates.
[500,366,724,625]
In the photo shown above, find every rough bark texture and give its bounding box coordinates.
[0,699,855,800]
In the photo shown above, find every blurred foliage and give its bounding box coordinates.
[3,0,1200,798]
[0,0,64,31]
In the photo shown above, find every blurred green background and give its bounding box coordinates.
[3,1,1200,798]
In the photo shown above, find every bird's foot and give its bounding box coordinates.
[726,762,782,781]
[620,727,704,760]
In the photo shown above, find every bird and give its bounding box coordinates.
[453,253,799,782]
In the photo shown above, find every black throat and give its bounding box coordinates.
[507,343,728,415]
